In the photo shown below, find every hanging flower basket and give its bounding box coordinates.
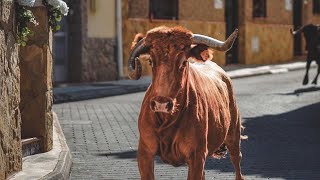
[16,0,69,46]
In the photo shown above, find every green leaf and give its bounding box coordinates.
[55,25,61,31]
[56,16,62,22]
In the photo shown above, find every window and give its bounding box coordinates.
[252,0,266,18]
[149,0,178,20]
[313,0,320,14]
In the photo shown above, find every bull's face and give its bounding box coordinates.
[147,35,191,113]
[128,26,238,114]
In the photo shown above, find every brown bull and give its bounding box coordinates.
[128,26,245,180]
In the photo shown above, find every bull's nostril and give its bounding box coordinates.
[150,100,156,111]
[166,101,173,111]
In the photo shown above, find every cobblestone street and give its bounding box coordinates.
[54,69,320,180]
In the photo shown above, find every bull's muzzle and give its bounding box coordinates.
[150,96,174,113]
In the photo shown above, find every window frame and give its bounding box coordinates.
[252,0,267,18]
[149,0,179,20]
[313,0,320,14]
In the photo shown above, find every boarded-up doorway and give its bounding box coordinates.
[225,0,239,64]
[53,17,69,83]
[293,0,303,56]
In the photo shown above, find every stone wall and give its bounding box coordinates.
[19,5,53,152]
[127,0,148,19]
[0,0,22,178]
[82,38,118,81]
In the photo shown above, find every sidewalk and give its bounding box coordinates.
[8,112,72,180]
[53,61,317,104]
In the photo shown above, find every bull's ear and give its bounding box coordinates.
[131,33,145,50]
[187,44,214,62]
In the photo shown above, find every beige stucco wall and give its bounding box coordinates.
[179,0,225,22]
[239,23,293,65]
[238,0,294,64]
[87,0,116,38]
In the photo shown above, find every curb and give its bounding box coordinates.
[9,112,72,180]
[227,61,316,79]
[40,112,72,180]
[53,61,317,104]
[53,84,149,104]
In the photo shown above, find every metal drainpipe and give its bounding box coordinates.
[116,0,124,79]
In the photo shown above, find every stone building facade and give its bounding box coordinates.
[121,0,320,77]
[58,0,320,81]
[58,0,118,83]
[122,0,227,76]
[0,1,22,178]
[237,0,294,65]
[0,1,53,178]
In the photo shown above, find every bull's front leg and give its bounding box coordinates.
[187,152,206,180]
[137,139,157,180]
[303,60,311,85]
[311,64,320,85]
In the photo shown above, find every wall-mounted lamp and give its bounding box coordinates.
[90,0,96,13]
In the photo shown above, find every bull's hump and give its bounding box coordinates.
[189,60,226,78]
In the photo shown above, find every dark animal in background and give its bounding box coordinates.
[292,24,320,85]
[128,26,246,180]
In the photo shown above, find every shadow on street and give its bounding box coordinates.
[278,86,320,96]
[95,102,320,179]
[95,151,137,159]
[238,102,319,179]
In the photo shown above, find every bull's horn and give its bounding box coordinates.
[128,38,148,80]
[291,26,304,35]
[191,29,238,51]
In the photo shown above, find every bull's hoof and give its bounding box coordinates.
[303,76,309,85]
[212,144,228,159]
[236,174,245,180]
[311,79,317,85]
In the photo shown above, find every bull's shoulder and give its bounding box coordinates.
[188,61,234,102]
[189,61,231,83]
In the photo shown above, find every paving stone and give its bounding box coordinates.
[54,69,320,180]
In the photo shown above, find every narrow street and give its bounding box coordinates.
[54,69,320,180]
